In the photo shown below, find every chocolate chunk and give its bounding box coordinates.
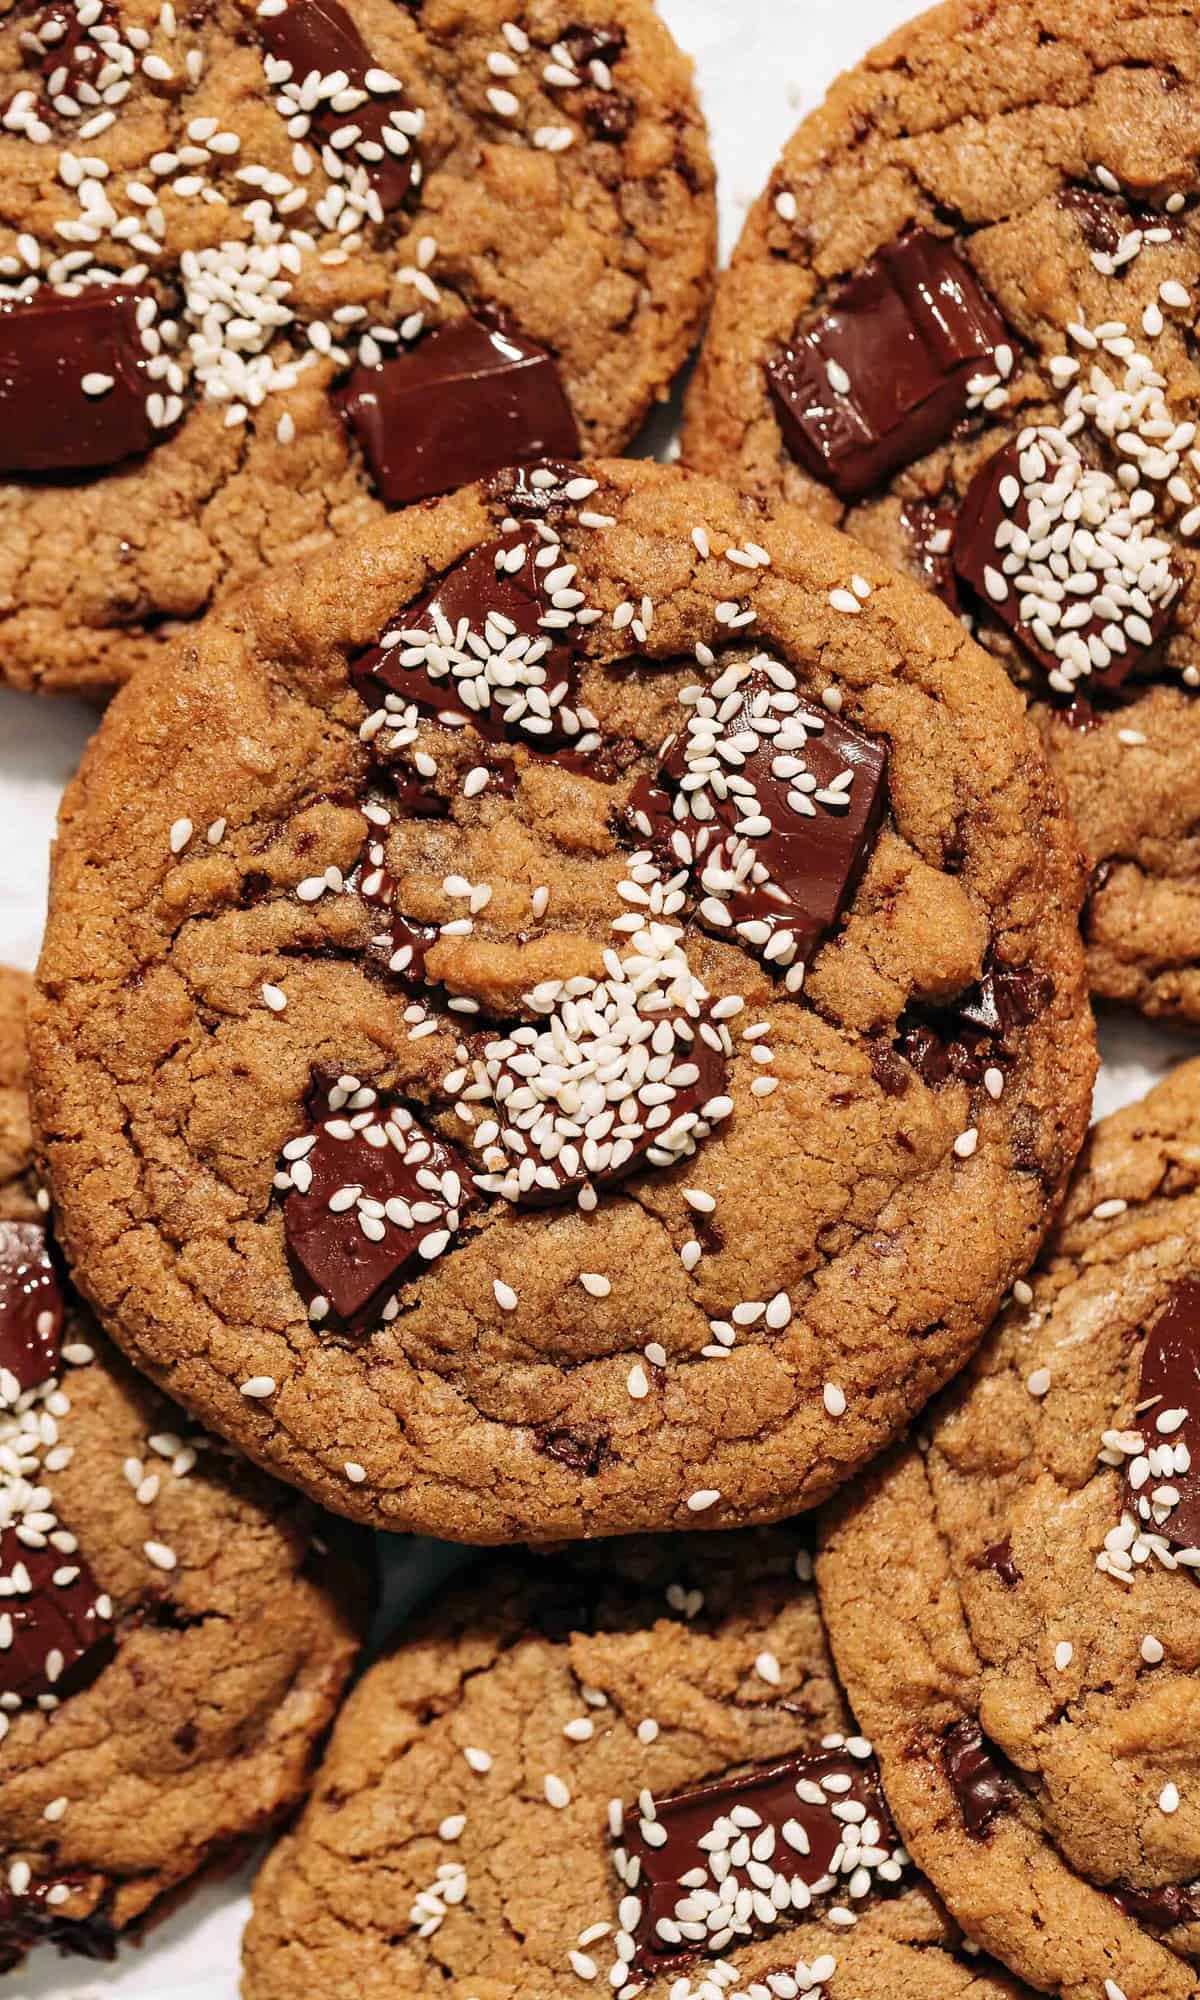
[619,1747,901,1976]
[560,25,626,68]
[901,499,960,612]
[1113,1879,1200,1929]
[338,314,580,506]
[280,1082,472,1328]
[537,1425,610,1475]
[977,1534,1022,1588]
[256,0,416,212]
[767,230,1010,500]
[367,909,441,991]
[0,289,159,475]
[896,958,1051,1089]
[0,1528,114,1706]
[0,1220,63,1399]
[490,458,588,517]
[0,1874,115,1978]
[953,435,1185,694]
[470,987,729,1207]
[23,0,118,106]
[629,662,887,985]
[352,532,581,747]
[1058,187,1123,257]
[1130,1279,1200,1551]
[941,1719,1013,1837]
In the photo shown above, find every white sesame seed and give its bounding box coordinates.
[1159,1782,1180,1814]
[686,1489,721,1513]
[1054,1641,1073,1672]
[580,1272,611,1298]
[544,1773,571,1808]
[463,1746,492,1774]
[344,1462,366,1484]
[1141,1634,1164,1665]
[493,1279,518,1312]
[240,1376,276,1399]
[1027,1368,1052,1398]
[823,1382,846,1418]
[169,817,193,854]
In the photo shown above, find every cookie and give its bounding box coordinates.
[29,456,1095,1542]
[0,965,362,1975]
[0,0,714,694]
[819,1056,1200,2000]
[683,0,1200,1022]
[242,1523,1034,2000]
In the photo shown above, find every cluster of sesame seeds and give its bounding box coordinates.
[410,1851,468,1938]
[965,339,1014,415]
[481,19,618,152]
[1096,1405,1199,1583]
[454,924,735,1205]
[1,0,426,431]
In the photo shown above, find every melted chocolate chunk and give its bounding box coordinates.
[767,230,1010,500]
[0,1220,64,1399]
[490,458,587,517]
[22,0,118,109]
[352,532,579,747]
[256,0,416,211]
[953,437,1185,692]
[0,1527,114,1706]
[366,909,441,991]
[338,314,580,506]
[1131,1279,1200,1551]
[1058,187,1124,257]
[977,1535,1022,1588]
[537,1425,610,1475]
[0,1875,115,1977]
[628,664,888,982]
[0,289,158,475]
[895,959,1051,1089]
[281,1085,472,1328]
[619,1748,901,1976]
[901,499,960,612]
[941,1719,1013,1837]
[1113,1879,1200,1929]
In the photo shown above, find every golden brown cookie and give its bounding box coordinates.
[0,965,362,1976]
[819,1057,1200,2000]
[30,457,1094,1542]
[683,0,1200,1023]
[0,0,714,693]
[243,1525,1034,2000]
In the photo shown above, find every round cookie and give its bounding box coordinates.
[683,0,1200,1023]
[0,0,714,694]
[29,456,1095,1542]
[243,1524,1034,2000]
[819,1056,1200,2000]
[0,966,362,1975]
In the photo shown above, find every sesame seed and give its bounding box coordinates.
[1141,1634,1164,1665]
[1160,1782,1180,1814]
[463,1746,492,1774]
[580,1273,611,1298]
[261,982,287,1012]
[493,1279,518,1312]
[144,1540,177,1571]
[169,817,193,853]
[823,1382,846,1418]
[1027,1368,1052,1398]
[344,1461,366,1484]
[686,1489,720,1513]
[544,1773,571,1808]
[240,1376,276,1398]
[1054,1640,1073,1672]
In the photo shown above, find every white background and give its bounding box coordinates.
[2,3,1197,1993]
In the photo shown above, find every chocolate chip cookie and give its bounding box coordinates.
[29,456,1094,1542]
[819,1055,1200,2000]
[0,965,362,1976]
[243,1524,1034,2000]
[683,0,1200,1023]
[0,0,714,693]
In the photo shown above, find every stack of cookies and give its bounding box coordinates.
[2,3,1199,1997]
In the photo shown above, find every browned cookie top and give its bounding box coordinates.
[0,0,714,693]
[819,1056,1200,2000]
[243,1524,1034,2000]
[0,965,362,1976]
[29,457,1094,1543]
[683,0,1200,1022]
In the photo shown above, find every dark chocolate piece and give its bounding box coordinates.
[1113,1879,1200,1929]
[256,0,416,211]
[0,1220,63,1399]
[620,1747,901,1975]
[0,1874,115,1978]
[338,314,580,506]
[628,665,887,983]
[0,1527,114,1706]
[767,230,1010,500]
[1131,1279,1200,1551]
[352,532,579,747]
[367,909,441,991]
[0,289,158,475]
[281,1086,472,1327]
[901,500,960,612]
[895,958,1051,1090]
[977,1535,1022,1589]
[953,437,1185,692]
[941,1719,1013,1837]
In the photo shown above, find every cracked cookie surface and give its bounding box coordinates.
[243,1524,1035,2000]
[29,456,1095,1542]
[683,0,1200,1023]
[819,1056,1200,2000]
[0,0,714,693]
[0,965,362,1976]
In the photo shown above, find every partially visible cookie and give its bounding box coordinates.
[684,0,1200,1022]
[243,1523,1032,2000]
[0,966,362,1975]
[819,1057,1200,2000]
[0,0,714,693]
[30,457,1094,1542]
